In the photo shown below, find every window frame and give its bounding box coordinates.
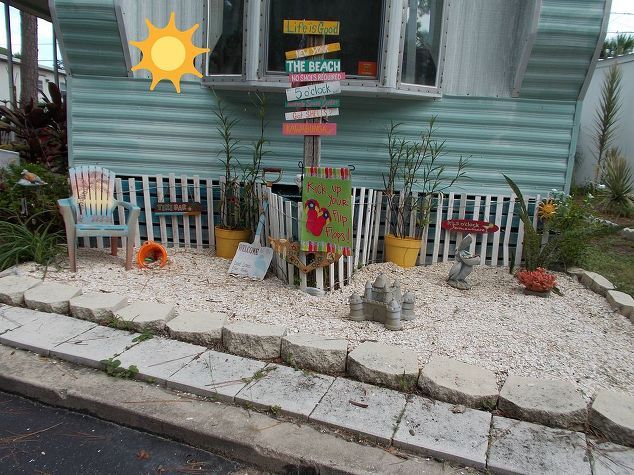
[201,0,447,99]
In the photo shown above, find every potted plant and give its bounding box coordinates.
[503,175,559,296]
[212,93,268,258]
[383,117,468,267]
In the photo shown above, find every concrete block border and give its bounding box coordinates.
[1,273,633,451]
[567,268,633,322]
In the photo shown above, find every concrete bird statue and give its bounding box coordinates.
[18,169,47,186]
[447,234,481,290]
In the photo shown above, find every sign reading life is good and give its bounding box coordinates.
[285,108,339,121]
[285,42,341,60]
[283,20,340,35]
[286,59,341,73]
[286,81,341,102]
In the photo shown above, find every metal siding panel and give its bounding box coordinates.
[520,0,607,100]
[53,0,128,76]
[69,76,575,196]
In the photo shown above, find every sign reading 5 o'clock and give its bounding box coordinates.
[286,81,341,102]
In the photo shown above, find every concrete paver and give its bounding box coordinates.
[0,312,96,355]
[309,377,408,444]
[393,394,491,468]
[23,282,82,314]
[589,441,634,475]
[0,276,41,306]
[167,350,266,403]
[116,337,206,383]
[590,390,634,447]
[347,341,419,390]
[236,363,335,419]
[115,301,176,332]
[50,325,141,369]
[488,416,591,475]
[70,292,128,322]
[167,310,227,346]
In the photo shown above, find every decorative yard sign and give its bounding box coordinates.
[286,59,341,73]
[286,81,341,102]
[285,108,339,121]
[285,98,340,108]
[289,72,346,83]
[300,167,352,256]
[282,123,337,136]
[283,20,340,35]
[154,201,202,216]
[441,219,499,233]
[285,42,341,60]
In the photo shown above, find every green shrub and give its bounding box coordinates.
[0,214,64,271]
[600,149,633,217]
[0,163,69,231]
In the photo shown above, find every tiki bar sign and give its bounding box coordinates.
[441,219,499,233]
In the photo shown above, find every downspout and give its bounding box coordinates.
[564,101,583,194]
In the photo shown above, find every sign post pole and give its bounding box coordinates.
[303,34,325,167]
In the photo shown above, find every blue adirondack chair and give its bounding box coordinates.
[58,166,141,271]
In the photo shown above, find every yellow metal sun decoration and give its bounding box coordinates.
[538,199,557,220]
[129,12,210,93]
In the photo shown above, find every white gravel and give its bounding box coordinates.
[19,248,634,400]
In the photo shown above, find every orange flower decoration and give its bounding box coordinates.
[538,199,557,220]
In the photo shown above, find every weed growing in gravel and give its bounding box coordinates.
[101,358,139,379]
[270,405,282,416]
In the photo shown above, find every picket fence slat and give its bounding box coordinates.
[443,192,455,262]
[181,175,191,248]
[492,195,503,266]
[503,195,515,267]
[481,195,492,265]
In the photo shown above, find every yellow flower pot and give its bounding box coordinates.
[215,226,251,259]
[384,234,421,267]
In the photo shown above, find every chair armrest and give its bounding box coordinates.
[115,200,141,231]
[115,200,141,212]
[57,198,77,224]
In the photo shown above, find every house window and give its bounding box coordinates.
[266,0,383,79]
[204,0,446,97]
[207,0,244,75]
[401,0,443,86]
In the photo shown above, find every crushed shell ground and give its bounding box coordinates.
[18,247,634,401]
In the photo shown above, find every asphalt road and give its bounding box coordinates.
[0,391,260,474]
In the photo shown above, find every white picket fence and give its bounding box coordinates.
[80,174,544,292]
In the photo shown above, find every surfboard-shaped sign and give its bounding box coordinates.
[285,42,341,60]
[441,220,499,233]
[286,81,341,102]
[282,123,337,136]
[285,108,339,121]
[289,72,346,83]
[286,59,341,73]
[283,20,340,35]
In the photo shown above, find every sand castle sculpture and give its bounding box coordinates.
[348,274,415,331]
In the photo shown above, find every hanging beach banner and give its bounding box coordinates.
[300,167,352,256]
[283,20,340,35]
[285,42,341,60]
[282,123,337,136]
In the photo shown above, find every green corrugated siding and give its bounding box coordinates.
[521,0,605,100]
[69,76,576,195]
[53,0,128,77]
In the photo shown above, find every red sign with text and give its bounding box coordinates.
[441,219,499,233]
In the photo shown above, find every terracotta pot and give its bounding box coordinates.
[215,226,251,259]
[136,241,168,268]
[384,234,421,267]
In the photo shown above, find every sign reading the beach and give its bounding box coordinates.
[282,123,337,136]
[285,108,339,121]
[285,42,341,60]
[301,167,352,256]
[441,219,499,233]
[286,59,341,73]
[283,20,340,35]
[289,72,345,83]
[286,81,341,102]
[285,98,340,108]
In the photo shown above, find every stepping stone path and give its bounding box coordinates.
[222,321,286,359]
[606,290,634,321]
[580,271,615,296]
[347,341,418,390]
[115,301,176,332]
[167,311,227,346]
[590,390,634,447]
[116,337,206,384]
[235,364,335,419]
[499,375,587,431]
[70,292,128,323]
[0,276,41,306]
[167,350,266,403]
[417,356,498,410]
[488,416,591,474]
[393,394,492,468]
[0,306,44,333]
[310,377,408,444]
[281,333,348,373]
[50,325,140,368]
[24,282,82,314]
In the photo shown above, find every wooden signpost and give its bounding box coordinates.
[285,42,341,60]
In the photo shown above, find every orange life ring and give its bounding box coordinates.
[137,241,168,269]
